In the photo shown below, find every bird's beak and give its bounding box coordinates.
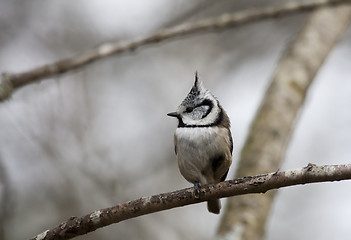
[167,112,178,118]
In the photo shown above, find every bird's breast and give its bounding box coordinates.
[174,126,231,184]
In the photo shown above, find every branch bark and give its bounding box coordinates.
[216,4,351,240]
[1,0,350,101]
[30,164,351,240]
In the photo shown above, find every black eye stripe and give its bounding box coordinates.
[177,106,223,128]
[185,107,193,113]
[185,100,212,113]
[203,105,212,118]
[198,99,213,108]
[198,99,213,118]
[186,100,212,109]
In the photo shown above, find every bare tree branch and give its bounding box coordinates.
[30,163,351,240]
[216,4,351,240]
[1,0,350,101]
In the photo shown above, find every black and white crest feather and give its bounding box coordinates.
[181,72,201,106]
[175,73,224,128]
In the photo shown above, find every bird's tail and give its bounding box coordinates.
[207,199,221,214]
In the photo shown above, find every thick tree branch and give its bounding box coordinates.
[1,0,350,101]
[216,4,351,240]
[30,163,351,240]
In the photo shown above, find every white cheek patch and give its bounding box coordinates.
[196,105,210,118]
[182,104,220,126]
[184,105,210,121]
[182,115,199,126]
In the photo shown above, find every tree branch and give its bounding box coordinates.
[30,163,351,240]
[1,0,350,101]
[216,4,351,240]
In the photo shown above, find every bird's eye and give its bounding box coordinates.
[185,107,193,113]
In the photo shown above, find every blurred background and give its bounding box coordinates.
[0,0,350,239]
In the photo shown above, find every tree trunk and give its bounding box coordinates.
[216,4,351,240]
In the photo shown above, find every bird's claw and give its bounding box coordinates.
[194,181,201,198]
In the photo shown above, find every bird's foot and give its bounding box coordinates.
[194,181,201,199]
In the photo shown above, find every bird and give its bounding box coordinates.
[167,72,233,214]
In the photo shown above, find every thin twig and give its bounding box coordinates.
[31,163,351,240]
[1,0,350,101]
